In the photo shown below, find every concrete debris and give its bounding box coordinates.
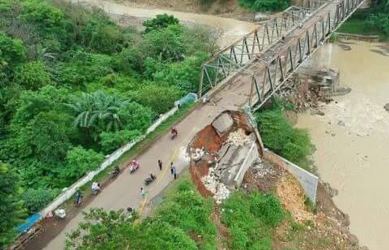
[251,160,274,178]
[201,167,230,204]
[226,129,251,146]
[190,148,205,162]
[212,113,233,136]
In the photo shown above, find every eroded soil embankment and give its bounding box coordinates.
[188,110,363,249]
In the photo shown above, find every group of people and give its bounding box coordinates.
[74,127,180,212]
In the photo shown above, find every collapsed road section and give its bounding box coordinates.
[188,110,318,205]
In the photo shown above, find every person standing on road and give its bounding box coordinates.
[140,187,145,198]
[170,162,174,175]
[158,160,162,171]
[172,166,177,180]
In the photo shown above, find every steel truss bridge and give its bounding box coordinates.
[198,0,365,111]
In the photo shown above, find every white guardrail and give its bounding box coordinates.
[40,106,179,217]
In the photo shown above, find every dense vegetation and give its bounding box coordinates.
[67,178,287,250]
[0,162,25,247]
[66,180,216,250]
[338,0,389,39]
[0,0,216,245]
[255,99,313,170]
[239,0,290,11]
[221,192,284,249]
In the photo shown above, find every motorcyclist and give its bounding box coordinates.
[171,127,178,138]
[112,166,120,177]
[91,182,101,194]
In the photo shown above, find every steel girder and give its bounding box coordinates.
[249,0,365,111]
[198,4,321,96]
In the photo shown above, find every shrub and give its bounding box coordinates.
[153,52,209,93]
[143,14,179,33]
[22,188,57,214]
[142,25,185,62]
[62,146,104,185]
[14,61,51,90]
[239,0,290,11]
[0,32,26,72]
[154,180,217,249]
[99,129,141,154]
[132,83,182,114]
[255,106,313,169]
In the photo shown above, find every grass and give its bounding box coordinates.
[154,176,217,249]
[221,191,285,250]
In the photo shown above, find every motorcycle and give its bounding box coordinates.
[111,166,121,179]
[129,160,140,174]
[145,174,156,186]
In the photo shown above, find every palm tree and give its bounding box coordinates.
[66,91,127,133]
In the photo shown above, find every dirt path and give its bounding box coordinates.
[67,0,257,47]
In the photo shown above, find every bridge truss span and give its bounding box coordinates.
[248,0,365,111]
[198,3,325,96]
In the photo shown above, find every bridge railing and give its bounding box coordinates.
[198,2,329,97]
[249,0,365,111]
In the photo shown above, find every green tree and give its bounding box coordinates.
[142,25,185,62]
[55,51,113,88]
[66,209,198,250]
[239,0,290,11]
[0,162,25,249]
[255,105,312,169]
[14,61,51,90]
[0,32,26,83]
[132,83,181,114]
[22,188,57,214]
[67,91,128,134]
[153,52,208,93]
[99,129,141,154]
[143,14,180,33]
[62,146,104,184]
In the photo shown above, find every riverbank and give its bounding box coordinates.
[296,40,389,250]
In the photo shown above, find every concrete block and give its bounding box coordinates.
[212,113,233,136]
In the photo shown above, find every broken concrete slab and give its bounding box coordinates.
[212,113,233,136]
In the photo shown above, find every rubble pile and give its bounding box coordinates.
[226,129,252,146]
[202,167,231,204]
[190,147,205,162]
[251,159,274,178]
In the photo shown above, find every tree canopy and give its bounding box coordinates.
[0,0,216,241]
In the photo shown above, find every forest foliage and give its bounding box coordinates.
[0,0,217,245]
[255,99,313,170]
[66,179,286,250]
[66,180,216,250]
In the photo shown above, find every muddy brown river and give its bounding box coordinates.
[297,41,389,250]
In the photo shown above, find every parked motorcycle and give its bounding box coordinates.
[111,166,121,179]
[144,173,156,186]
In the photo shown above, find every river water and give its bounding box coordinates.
[296,41,389,250]
[69,0,257,47]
